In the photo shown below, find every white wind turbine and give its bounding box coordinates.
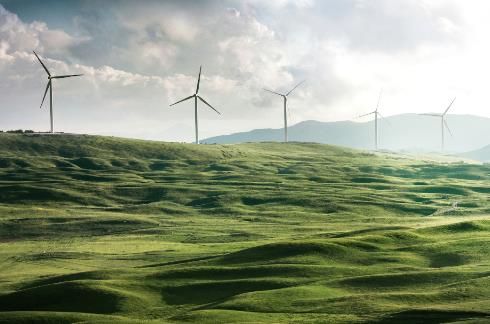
[169,66,220,144]
[357,90,385,150]
[34,51,83,133]
[263,81,305,143]
[419,97,456,151]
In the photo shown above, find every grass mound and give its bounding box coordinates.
[219,241,359,265]
[376,309,490,324]
[0,312,135,324]
[0,134,488,323]
[419,220,489,234]
[162,279,292,305]
[0,281,124,314]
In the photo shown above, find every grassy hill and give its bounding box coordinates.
[0,133,489,323]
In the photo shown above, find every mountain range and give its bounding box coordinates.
[203,114,490,155]
[461,145,490,162]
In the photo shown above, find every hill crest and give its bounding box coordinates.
[203,113,490,153]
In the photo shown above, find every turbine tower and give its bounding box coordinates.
[357,90,385,150]
[33,51,83,133]
[263,81,305,143]
[169,66,220,144]
[419,97,456,151]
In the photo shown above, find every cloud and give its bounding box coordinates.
[0,5,88,57]
[252,0,315,9]
[0,1,488,141]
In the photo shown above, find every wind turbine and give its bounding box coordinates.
[419,97,456,151]
[357,90,385,150]
[33,51,83,133]
[169,66,220,144]
[263,80,305,143]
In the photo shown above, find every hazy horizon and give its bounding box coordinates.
[202,113,490,153]
[1,0,490,142]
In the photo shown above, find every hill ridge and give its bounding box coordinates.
[203,113,490,153]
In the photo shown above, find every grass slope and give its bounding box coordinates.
[0,133,489,323]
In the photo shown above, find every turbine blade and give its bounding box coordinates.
[198,96,221,115]
[443,97,456,115]
[52,74,83,79]
[263,88,284,97]
[33,51,51,76]
[169,94,195,106]
[196,66,202,94]
[356,111,376,118]
[376,89,383,110]
[418,113,442,117]
[444,118,453,137]
[285,80,305,96]
[40,81,51,109]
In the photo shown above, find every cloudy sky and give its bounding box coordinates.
[0,0,489,141]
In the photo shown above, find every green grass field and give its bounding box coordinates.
[0,133,489,323]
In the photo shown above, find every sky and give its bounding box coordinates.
[0,0,489,142]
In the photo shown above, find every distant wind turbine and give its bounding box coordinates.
[419,97,456,151]
[263,80,305,143]
[356,90,385,150]
[33,51,83,133]
[169,66,220,144]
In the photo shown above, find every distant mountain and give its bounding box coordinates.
[461,145,490,162]
[203,114,490,152]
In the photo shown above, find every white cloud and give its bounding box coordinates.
[0,6,87,56]
[0,1,489,142]
[253,0,315,9]
[0,41,14,64]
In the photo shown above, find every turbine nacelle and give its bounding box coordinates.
[48,74,84,80]
[263,80,305,143]
[33,51,83,132]
[418,97,456,150]
[354,89,385,150]
[419,97,456,118]
[169,66,221,144]
[263,80,305,99]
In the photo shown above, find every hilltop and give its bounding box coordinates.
[203,113,490,153]
[0,134,489,323]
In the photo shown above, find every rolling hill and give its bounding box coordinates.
[203,114,490,153]
[0,133,489,323]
